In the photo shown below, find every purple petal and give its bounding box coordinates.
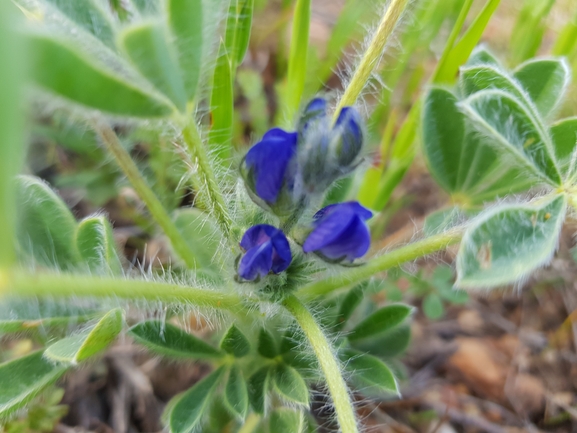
[303,206,357,253]
[270,232,292,273]
[240,224,277,250]
[315,215,371,261]
[245,128,298,203]
[238,242,273,281]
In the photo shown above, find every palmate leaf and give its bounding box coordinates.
[0,351,68,419]
[457,194,567,289]
[44,308,124,365]
[220,325,251,357]
[247,366,269,414]
[272,363,309,405]
[348,304,413,341]
[224,365,249,419]
[422,88,534,204]
[341,349,399,396]
[28,33,173,117]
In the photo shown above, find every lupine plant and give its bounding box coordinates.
[1,0,577,432]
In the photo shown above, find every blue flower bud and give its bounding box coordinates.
[334,107,363,167]
[238,224,292,281]
[241,128,299,215]
[296,99,364,195]
[303,202,372,262]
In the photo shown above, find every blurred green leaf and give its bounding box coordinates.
[168,366,225,433]
[28,34,173,117]
[16,175,79,269]
[118,21,187,111]
[0,300,96,335]
[423,207,465,236]
[208,42,234,163]
[341,350,399,395]
[285,0,311,123]
[247,366,269,414]
[225,0,255,67]
[166,0,203,102]
[457,194,567,289]
[509,0,555,66]
[422,293,444,320]
[224,365,249,419]
[551,117,577,176]
[348,304,413,341]
[460,89,562,185]
[0,351,67,419]
[76,215,122,275]
[269,408,304,433]
[44,308,123,365]
[257,328,278,359]
[334,285,364,331]
[173,208,224,271]
[0,1,26,271]
[45,0,115,47]
[514,58,571,118]
[220,325,251,357]
[272,363,309,405]
[129,320,224,359]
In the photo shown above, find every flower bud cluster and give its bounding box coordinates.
[237,97,371,282]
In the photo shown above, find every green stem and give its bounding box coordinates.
[334,0,410,119]
[296,229,463,301]
[6,270,245,313]
[282,295,358,433]
[181,120,233,238]
[94,122,199,270]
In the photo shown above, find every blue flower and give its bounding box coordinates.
[243,128,298,205]
[238,224,292,281]
[303,202,372,262]
[298,98,328,135]
[334,107,363,167]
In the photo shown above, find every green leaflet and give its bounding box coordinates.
[269,408,305,433]
[45,0,116,48]
[76,215,122,275]
[129,320,224,359]
[0,351,68,419]
[166,0,203,102]
[118,21,187,111]
[551,117,577,178]
[513,58,571,118]
[220,325,251,357]
[348,304,413,341]
[247,366,270,414]
[457,194,567,289]
[15,175,79,270]
[224,365,249,419]
[168,366,226,433]
[257,328,278,359]
[422,293,444,320]
[341,350,399,395]
[460,89,562,186]
[272,363,309,405]
[28,33,173,117]
[44,308,124,365]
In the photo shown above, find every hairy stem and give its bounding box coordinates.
[334,0,410,119]
[282,295,358,433]
[94,122,199,270]
[297,229,464,301]
[181,120,232,238]
[6,270,245,312]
